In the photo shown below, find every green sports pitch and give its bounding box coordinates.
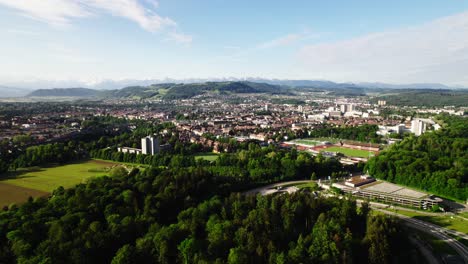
[321,146,375,158]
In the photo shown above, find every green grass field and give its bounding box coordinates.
[388,209,468,234]
[295,182,320,190]
[1,160,120,192]
[321,146,374,158]
[193,152,219,161]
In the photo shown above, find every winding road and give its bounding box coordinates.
[245,180,468,263]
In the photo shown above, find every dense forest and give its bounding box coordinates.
[0,161,421,263]
[366,115,468,200]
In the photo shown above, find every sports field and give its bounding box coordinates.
[321,146,374,158]
[0,160,120,206]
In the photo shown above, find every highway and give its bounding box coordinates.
[245,180,468,263]
[376,208,468,263]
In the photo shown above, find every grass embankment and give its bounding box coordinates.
[293,139,322,146]
[412,230,458,255]
[296,137,340,144]
[295,182,320,190]
[388,209,468,234]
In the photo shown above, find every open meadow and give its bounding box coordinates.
[0,159,120,206]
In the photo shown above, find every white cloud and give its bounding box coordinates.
[0,0,190,42]
[298,11,468,85]
[0,0,90,27]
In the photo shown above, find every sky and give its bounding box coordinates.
[1,0,468,87]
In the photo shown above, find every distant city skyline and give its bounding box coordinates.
[1,0,468,86]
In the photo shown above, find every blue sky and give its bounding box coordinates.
[1,0,468,87]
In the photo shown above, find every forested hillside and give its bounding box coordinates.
[0,167,420,263]
[366,115,468,200]
[371,89,468,107]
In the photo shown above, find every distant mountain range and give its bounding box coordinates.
[0,78,466,98]
[24,81,290,99]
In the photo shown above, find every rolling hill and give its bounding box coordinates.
[27,88,99,97]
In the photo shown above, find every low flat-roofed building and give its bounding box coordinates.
[117,147,142,155]
[344,175,376,187]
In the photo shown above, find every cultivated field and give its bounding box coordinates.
[321,146,374,158]
[0,160,121,206]
[0,183,48,208]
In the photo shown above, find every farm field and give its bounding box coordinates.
[321,146,374,158]
[0,183,48,208]
[193,152,219,161]
[0,159,120,194]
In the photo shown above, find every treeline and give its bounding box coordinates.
[306,124,382,143]
[373,90,468,107]
[0,165,420,263]
[10,142,87,170]
[92,144,353,183]
[366,115,468,200]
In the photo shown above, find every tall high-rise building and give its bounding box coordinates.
[340,104,355,113]
[141,136,160,155]
[411,119,426,136]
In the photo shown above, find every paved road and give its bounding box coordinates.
[243,180,311,195]
[244,180,468,263]
[409,236,442,264]
[375,208,468,263]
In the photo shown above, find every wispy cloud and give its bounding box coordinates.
[166,31,193,44]
[0,0,191,43]
[298,11,468,85]
[257,34,302,49]
[215,32,318,62]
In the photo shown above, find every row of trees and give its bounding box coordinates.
[366,115,468,200]
[306,124,382,143]
[91,143,354,184]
